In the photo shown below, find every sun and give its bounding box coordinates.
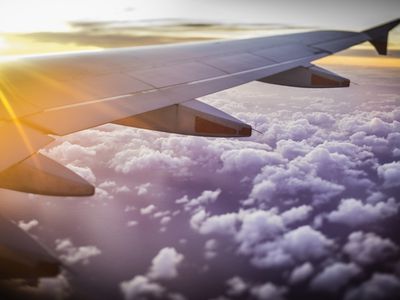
[0,37,7,49]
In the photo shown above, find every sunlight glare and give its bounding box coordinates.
[0,37,7,49]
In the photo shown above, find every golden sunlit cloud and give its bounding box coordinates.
[0,35,101,57]
[317,55,400,68]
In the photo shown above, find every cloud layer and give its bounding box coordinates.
[4,65,400,300]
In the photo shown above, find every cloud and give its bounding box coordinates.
[249,180,277,204]
[180,189,221,212]
[275,139,312,160]
[327,198,399,227]
[343,232,398,266]
[66,164,96,185]
[148,247,184,280]
[236,210,285,255]
[250,282,287,300]
[140,204,157,215]
[281,205,313,226]
[127,220,138,227]
[36,273,71,300]
[305,112,336,128]
[136,183,152,196]
[18,219,39,232]
[46,141,96,164]
[310,262,361,293]
[120,247,184,299]
[55,238,101,265]
[110,147,193,177]
[289,262,314,285]
[226,276,248,296]
[191,207,332,270]
[277,225,333,262]
[250,146,349,206]
[204,239,219,260]
[377,162,400,188]
[344,273,400,300]
[120,275,165,300]
[250,226,333,269]
[192,210,239,236]
[218,148,283,174]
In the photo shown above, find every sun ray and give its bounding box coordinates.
[0,82,37,161]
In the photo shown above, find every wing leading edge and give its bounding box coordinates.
[0,18,399,196]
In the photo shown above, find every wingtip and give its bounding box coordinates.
[363,18,400,56]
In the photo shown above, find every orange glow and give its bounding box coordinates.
[0,82,36,157]
[0,35,99,57]
[317,55,400,68]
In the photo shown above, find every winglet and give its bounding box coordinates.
[363,18,400,55]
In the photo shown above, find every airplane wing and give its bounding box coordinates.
[0,214,61,280]
[0,19,399,196]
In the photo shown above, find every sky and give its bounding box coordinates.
[0,0,400,33]
[0,1,400,300]
[0,0,400,59]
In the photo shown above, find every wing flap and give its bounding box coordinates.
[0,153,94,196]
[113,99,252,137]
[259,64,350,88]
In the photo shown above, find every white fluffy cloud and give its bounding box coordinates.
[55,238,101,265]
[36,273,71,300]
[120,247,184,300]
[18,219,39,232]
[218,148,283,174]
[191,210,238,236]
[120,275,165,300]
[344,273,400,300]
[327,198,399,227]
[281,205,313,226]
[377,162,400,188]
[310,262,361,293]
[251,226,333,269]
[250,282,287,300]
[236,210,285,255]
[226,276,248,296]
[343,232,398,266]
[250,147,349,206]
[148,247,184,280]
[179,189,221,212]
[289,262,314,285]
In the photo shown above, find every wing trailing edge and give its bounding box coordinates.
[113,99,252,137]
[258,65,350,88]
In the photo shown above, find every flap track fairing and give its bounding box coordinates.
[258,65,350,88]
